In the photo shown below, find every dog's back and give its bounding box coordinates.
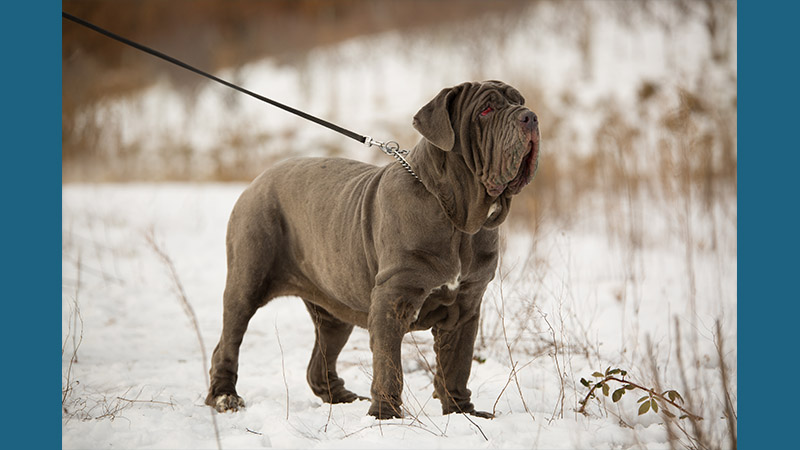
[225,157,389,323]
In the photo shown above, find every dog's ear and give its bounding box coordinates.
[412,86,459,151]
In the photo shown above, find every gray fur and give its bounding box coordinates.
[205,80,540,419]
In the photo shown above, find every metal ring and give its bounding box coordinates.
[384,141,400,153]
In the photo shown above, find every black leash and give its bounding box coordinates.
[62,11,421,182]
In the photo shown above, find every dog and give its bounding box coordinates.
[205,80,540,419]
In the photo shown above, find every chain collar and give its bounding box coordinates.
[364,136,422,183]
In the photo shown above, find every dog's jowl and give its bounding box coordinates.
[205,80,540,419]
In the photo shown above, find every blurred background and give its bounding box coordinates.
[62,0,737,230]
[62,4,738,443]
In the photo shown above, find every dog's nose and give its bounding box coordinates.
[519,111,538,132]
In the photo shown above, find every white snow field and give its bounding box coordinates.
[62,2,736,449]
[61,181,736,449]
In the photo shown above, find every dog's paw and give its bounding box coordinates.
[330,390,369,404]
[468,409,495,419]
[210,394,245,413]
[368,409,403,420]
[367,402,403,420]
[442,403,495,419]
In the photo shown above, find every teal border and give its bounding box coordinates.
[739,1,795,448]
[4,1,785,447]
[2,4,61,446]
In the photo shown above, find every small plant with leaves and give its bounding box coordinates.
[578,367,702,421]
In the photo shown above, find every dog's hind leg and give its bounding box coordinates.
[304,300,368,404]
[205,279,263,412]
[206,205,280,413]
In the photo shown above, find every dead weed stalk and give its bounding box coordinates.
[62,253,84,416]
[145,230,222,450]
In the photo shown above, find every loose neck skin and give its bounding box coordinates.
[405,139,442,191]
[405,139,512,234]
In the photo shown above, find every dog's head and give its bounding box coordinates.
[412,81,540,233]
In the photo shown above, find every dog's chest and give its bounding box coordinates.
[408,230,499,331]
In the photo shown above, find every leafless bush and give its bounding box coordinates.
[64,386,177,426]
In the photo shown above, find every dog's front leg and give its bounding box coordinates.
[366,284,423,419]
[432,307,494,419]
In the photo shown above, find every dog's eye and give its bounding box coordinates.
[480,106,494,117]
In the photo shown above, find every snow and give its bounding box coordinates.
[62,2,736,448]
[62,182,736,449]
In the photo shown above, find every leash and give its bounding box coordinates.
[62,11,421,182]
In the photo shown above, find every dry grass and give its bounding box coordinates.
[61,252,180,426]
[62,1,736,191]
[62,0,527,181]
[62,2,735,448]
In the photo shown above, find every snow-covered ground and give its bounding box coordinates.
[61,181,736,449]
[62,2,736,448]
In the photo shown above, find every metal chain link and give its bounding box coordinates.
[364,137,422,183]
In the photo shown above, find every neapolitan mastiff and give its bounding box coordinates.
[205,80,540,419]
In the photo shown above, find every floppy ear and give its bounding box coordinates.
[412,86,459,151]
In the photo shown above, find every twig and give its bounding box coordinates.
[645,336,678,450]
[578,375,702,421]
[496,270,535,423]
[407,334,485,441]
[343,421,443,438]
[458,409,488,441]
[674,319,708,448]
[308,313,335,433]
[63,253,84,410]
[116,397,177,408]
[491,361,518,416]
[539,310,565,423]
[407,333,447,437]
[72,253,82,363]
[275,323,290,420]
[145,231,222,450]
[715,320,737,450]
[491,359,535,416]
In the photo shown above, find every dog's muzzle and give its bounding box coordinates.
[486,110,540,197]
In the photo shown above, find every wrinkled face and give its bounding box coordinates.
[411,81,541,232]
[464,82,540,197]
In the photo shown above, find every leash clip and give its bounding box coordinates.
[364,136,409,156]
[364,136,420,182]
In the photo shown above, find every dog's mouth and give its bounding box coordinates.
[506,139,538,195]
[485,134,539,197]
[486,138,538,197]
